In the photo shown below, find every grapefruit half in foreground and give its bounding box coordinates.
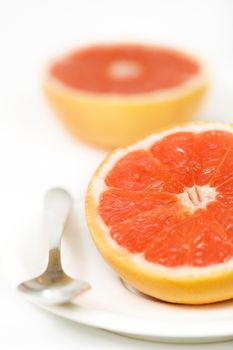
[86,122,233,304]
[44,44,208,148]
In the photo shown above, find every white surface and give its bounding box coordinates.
[3,206,233,344]
[0,0,233,349]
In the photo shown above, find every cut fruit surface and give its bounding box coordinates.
[44,43,208,147]
[86,122,233,304]
[50,44,200,94]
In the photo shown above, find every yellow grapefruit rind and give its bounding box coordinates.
[85,122,233,304]
[43,47,209,148]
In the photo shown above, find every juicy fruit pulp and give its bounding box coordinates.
[51,44,200,94]
[99,130,233,268]
[45,44,208,149]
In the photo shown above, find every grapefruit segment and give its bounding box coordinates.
[105,150,184,193]
[86,123,233,304]
[217,178,233,194]
[150,132,195,187]
[144,216,191,267]
[217,193,233,207]
[99,189,178,226]
[216,178,233,207]
[110,204,182,254]
[210,149,233,187]
[193,130,233,186]
[208,202,233,244]
[189,209,232,267]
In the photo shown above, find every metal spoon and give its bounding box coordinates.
[18,188,90,305]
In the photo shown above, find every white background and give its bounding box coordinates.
[1,0,233,349]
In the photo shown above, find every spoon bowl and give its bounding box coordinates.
[18,272,89,305]
[18,188,90,305]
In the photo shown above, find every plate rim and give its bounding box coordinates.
[24,297,233,342]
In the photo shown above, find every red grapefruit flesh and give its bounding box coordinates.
[44,44,208,148]
[99,128,233,267]
[86,123,233,304]
[51,44,200,94]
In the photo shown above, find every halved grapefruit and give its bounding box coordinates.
[86,122,233,304]
[44,44,208,148]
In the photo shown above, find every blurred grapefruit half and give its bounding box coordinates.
[86,122,233,304]
[44,44,209,148]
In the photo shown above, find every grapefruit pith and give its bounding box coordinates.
[86,122,233,304]
[44,44,208,148]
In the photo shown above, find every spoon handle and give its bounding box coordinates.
[43,188,72,270]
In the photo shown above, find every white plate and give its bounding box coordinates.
[2,200,233,344]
